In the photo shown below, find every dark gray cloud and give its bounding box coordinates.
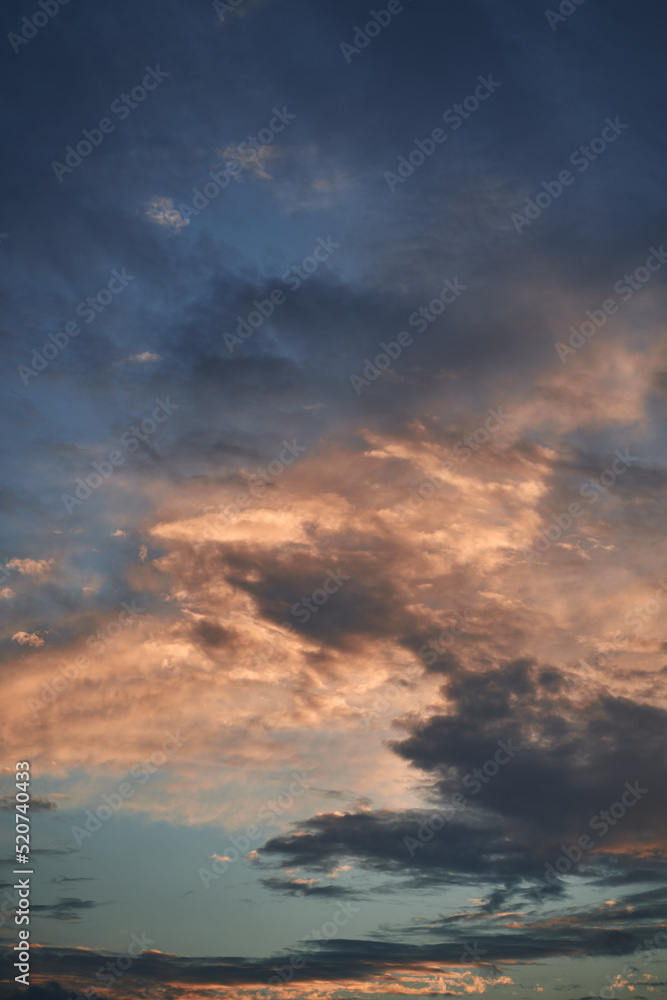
[0,796,56,811]
[257,660,667,900]
[260,875,357,898]
[31,897,106,921]
[1,897,664,1000]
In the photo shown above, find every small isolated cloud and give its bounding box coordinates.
[327,865,351,879]
[0,588,14,599]
[32,897,103,921]
[260,875,355,898]
[125,351,161,363]
[145,196,190,231]
[112,530,126,537]
[12,631,44,647]
[51,876,95,883]
[0,795,56,811]
[6,558,54,577]
[139,545,148,562]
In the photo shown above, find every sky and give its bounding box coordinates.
[1,0,667,999]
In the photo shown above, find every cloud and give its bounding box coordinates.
[12,631,44,647]
[221,142,277,181]
[6,559,54,577]
[145,196,190,231]
[30,897,105,921]
[124,351,162,363]
[0,0,666,990]
[260,875,357,898]
[0,901,662,1000]
[0,795,56,811]
[256,660,667,901]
